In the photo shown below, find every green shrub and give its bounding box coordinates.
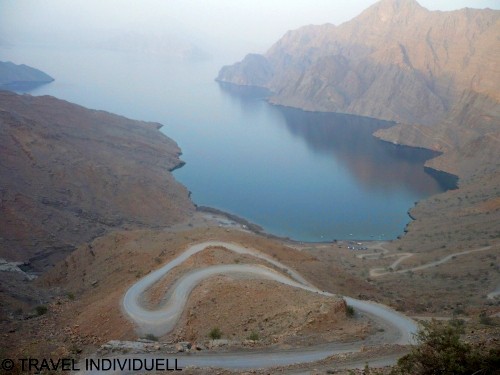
[247,331,260,341]
[346,305,355,318]
[449,318,465,333]
[209,327,222,340]
[35,305,48,316]
[479,311,493,326]
[391,320,500,374]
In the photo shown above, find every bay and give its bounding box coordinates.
[0,46,453,241]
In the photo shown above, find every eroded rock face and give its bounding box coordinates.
[0,91,194,270]
[217,0,499,126]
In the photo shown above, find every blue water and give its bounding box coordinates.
[0,46,451,241]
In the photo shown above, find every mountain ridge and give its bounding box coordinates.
[217,2,499,120]
[0,61,54,88]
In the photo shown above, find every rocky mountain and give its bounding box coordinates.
[0,61,54,89]
[375,90,500,178]
[0,91,194,270]
[217,0,500,178]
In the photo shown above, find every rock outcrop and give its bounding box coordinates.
[0,91,194,269]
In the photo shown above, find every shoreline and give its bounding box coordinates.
[196,205,390,246]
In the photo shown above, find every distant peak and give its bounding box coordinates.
[367,0,425,21]
[377,0,422,8]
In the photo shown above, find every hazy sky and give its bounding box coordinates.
[1,0,499,55]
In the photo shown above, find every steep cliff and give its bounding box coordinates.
[0,91,195,269]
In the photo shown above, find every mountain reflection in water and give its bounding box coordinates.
[218,82,453,196]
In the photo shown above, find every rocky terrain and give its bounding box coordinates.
[0,91,194,272]
[3,222,497,373]
[1,226,375,365]
[0,61,54,89]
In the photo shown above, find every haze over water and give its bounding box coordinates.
[1,46,452,241]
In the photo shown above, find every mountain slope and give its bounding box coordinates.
[375,90,500,178]
[0,91,194,270]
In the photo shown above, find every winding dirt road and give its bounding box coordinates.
[124,263,320,336]
[368,245,493,277]
[109,241,418,372]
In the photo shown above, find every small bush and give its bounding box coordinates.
[209,327,222,340]
[479,311,493,326]
[452,306,466,316]
[449,318,465,333]
[391,320,500,374]
[346,305,355,318]
[247,331,260,341]
[36,305,48,316]
[67,292,75,301]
